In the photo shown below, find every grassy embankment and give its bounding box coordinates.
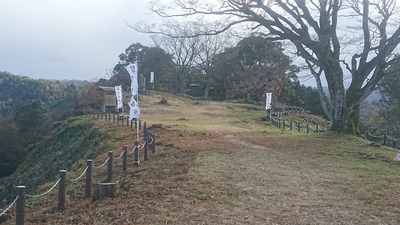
[2,91,400,224]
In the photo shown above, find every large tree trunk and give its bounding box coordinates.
[203,73,212,99]
[347,104,361,136]
[324,63,347,132]
[345,84,365,136]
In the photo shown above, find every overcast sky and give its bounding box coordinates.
[0,0,155,81]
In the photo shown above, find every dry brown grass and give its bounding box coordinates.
[3,91,400,224]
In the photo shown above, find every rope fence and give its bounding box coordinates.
[0,112,157,225]
[270,116,328,134]
[270,111,400,150]
[365,132,400,149]
[272,109,310,117]
[67,166,89,182]
[86,110,142,130]
[94,157,110,169]
[272,112,400,149]
[0,196,18,218]
[25,179,61,198]
[130,145,138,154]
[271,115,400,150]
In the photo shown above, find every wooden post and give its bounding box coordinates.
[85,160,92,198]
[134,141,139,166]
[297,122,300,132]
[316,125,319,133]
[58,170,66,211]
[290,121,293,131]
[107,152,113,182]
[282,120,286,129]
[151,134,156,154]
[139,120,142,130]
[97,112,100,119]
[126,117,129,127]
[306,123,309,134]
[134,119,138,130]
[122,146,127,171]
[278,119,281,128]
[143,122,147,137]
[113,113,115,123]
[384,133,387,146]
[144,136,148,161]
[117,113,120,125]
[16,186,25,225]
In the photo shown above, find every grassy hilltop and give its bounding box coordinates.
[2,92,400,224]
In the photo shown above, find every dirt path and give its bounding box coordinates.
[172,133,383,225]
[6,94,397,224]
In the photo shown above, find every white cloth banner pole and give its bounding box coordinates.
[128,95,140,120]
[125,62,138,97]
[266,92,272,124]
[115,85,123,109]
[125,62,140,121]
[150,72,154,83]
[265,92,272,110]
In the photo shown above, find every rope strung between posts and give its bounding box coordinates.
[94,157,110,169]
[368,133,384,139]
[130,145,138,154]
[26,178,61,198]
[387,135,400,142]
[0,195,19,217]
[114,150,125,160]
[148,135,154,145]
[67,166,89,182]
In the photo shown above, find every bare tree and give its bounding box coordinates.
[195,30,236,98]
[151,29,199,93]
[135,0,400,135]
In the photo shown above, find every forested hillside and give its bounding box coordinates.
[0,116,115,204]
[0,72,96,178]
[0,71,78,116]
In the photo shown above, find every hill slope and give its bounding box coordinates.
[1,92,400,224]
[0,71,77,116]
[0,116,126,203]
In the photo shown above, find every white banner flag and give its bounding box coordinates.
[128,96,140,120]
[125,62,138,96]
[150,72,154,83]
[265,92,272,110]
[115,85,123,109]
[125,62,140,120]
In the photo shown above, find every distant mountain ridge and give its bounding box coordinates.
[321,86,381,103]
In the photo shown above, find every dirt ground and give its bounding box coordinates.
[3,93,399,224]
[14,128,395,224]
